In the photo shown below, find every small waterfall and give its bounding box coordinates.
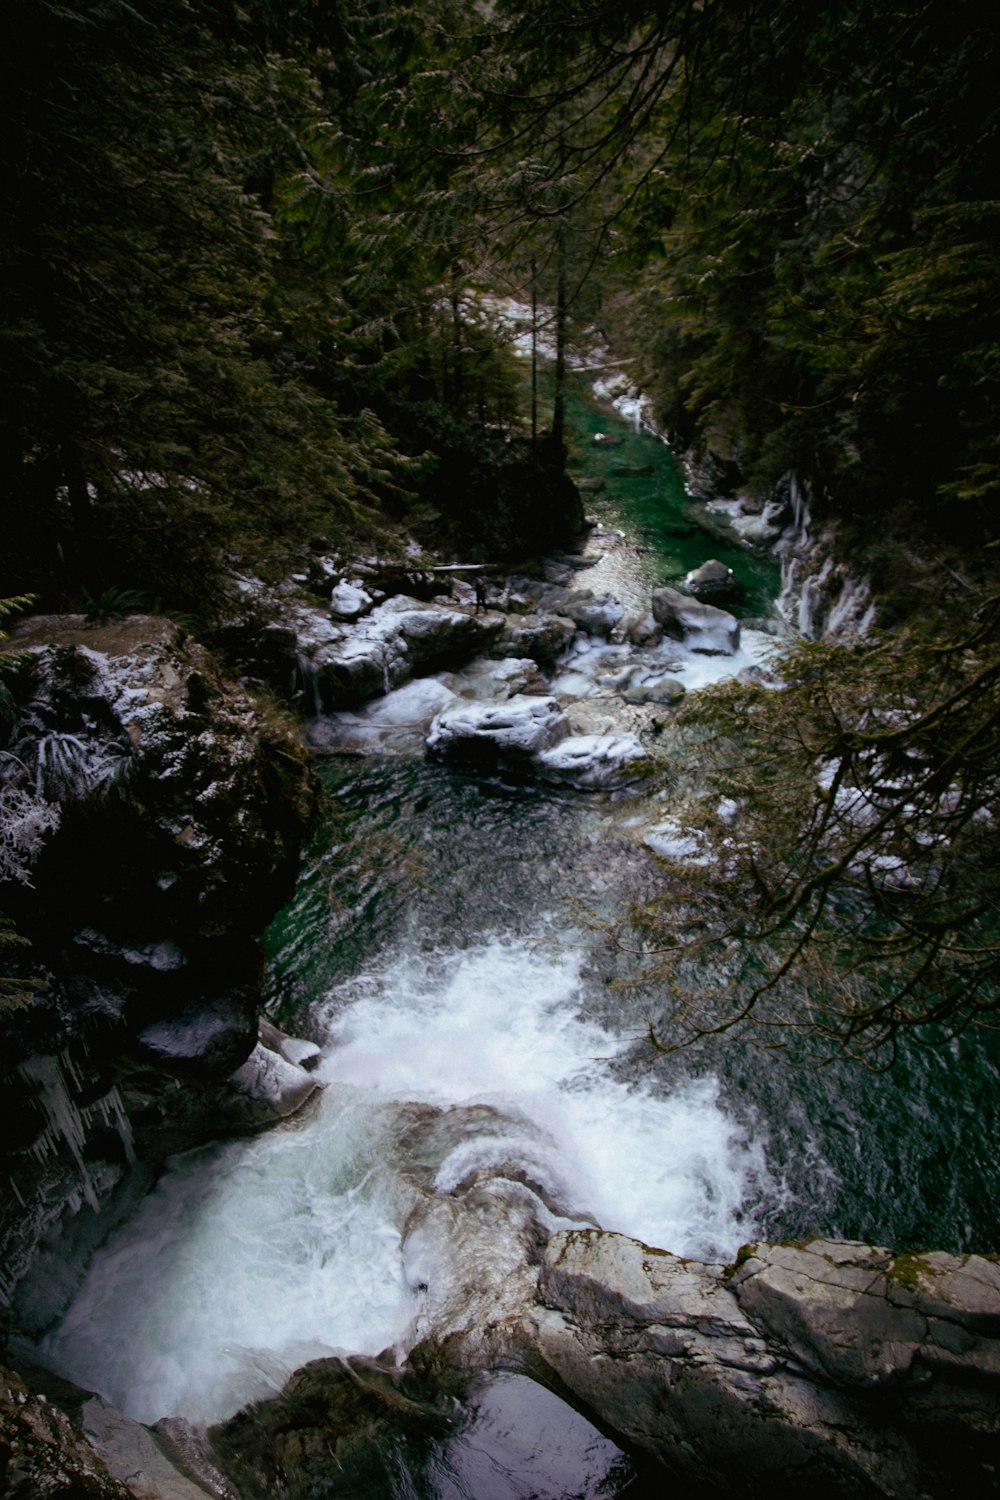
[776,473,875,640]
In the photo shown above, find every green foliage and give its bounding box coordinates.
[0,0,450,614]
[81,587,155,624]
[626,598,1000,1063]
[0,911,36,1011]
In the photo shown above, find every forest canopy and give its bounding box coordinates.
[3,0,997,609]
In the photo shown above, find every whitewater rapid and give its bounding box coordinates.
[41,921,772,1425]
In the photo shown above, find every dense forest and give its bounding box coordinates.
[2,0,999,1053]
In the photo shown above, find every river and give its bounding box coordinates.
[36,376,1000,1496]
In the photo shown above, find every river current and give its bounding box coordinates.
[37,378,1000,1495]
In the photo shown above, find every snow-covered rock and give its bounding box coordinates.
[536,733,649,790]
[651,587,741,655]
[297,596,504,711]
[426,695,570,770]
[329,580,373,621]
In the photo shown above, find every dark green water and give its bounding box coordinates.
[562,378,780,619]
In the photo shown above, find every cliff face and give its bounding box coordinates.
[0,616,318,1331]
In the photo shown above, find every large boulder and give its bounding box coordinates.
[529,1230,1000,1496]
[297,597,504,712]
[426,695,569,772]
[535,733,650,790]
[651,586,741,655]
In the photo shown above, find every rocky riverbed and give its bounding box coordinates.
[2,541,998,1499]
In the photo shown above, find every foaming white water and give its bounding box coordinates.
[44,934,767,1427]
[41,1093,422,1425]
[317,935,768,1256]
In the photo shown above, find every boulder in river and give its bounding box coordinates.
[651,586,740,655]
[426,694,570,771]
[529,1229,1000,1496]
[535,733,649,790]
[683,557,740,603]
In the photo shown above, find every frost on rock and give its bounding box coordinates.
[651,587,741,656]
[427,694,570,767]
[536,733,650,790]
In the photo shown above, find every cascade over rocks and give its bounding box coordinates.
[192,1225,1000,1500]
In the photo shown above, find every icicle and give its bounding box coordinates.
[18,1053,99,1211]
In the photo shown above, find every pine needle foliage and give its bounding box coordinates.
[626,597,1000,1064]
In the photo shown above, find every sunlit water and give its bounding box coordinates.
[37,375,1000,1493]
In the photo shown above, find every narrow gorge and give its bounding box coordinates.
[2,377,998,1499]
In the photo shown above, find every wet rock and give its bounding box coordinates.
[426,695,569,771]
[535,733,649,790]
[500,613,578,667]
[329,580,373,621]
[528,1230,1000,1496]
[228,1025,322,1127]
[81,1397,222,1500]
[684,558,740,603]
[651,586,740,655]
[0,1364,133,1499]
[211,1355,451,1500]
